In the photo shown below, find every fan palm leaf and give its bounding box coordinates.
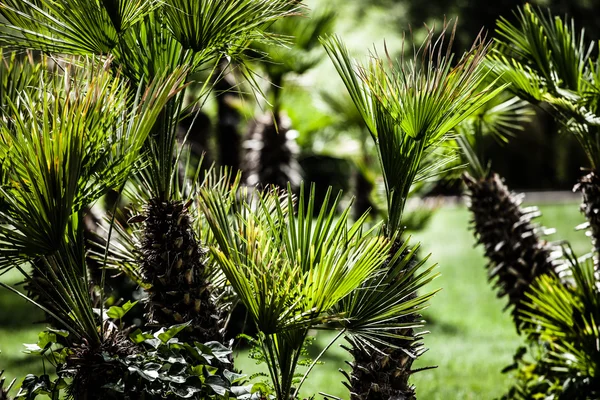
[513,247,600,398]
[322,25,504,236]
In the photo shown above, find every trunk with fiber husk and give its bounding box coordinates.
[463,172,560,329]
[347,241,421,400]
[574,171,600,256]
[141,199,223,344]
[243,112,302,190]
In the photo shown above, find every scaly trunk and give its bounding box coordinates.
[574,171,600,256]
[243,112,301,190]
[141,199,222,344]
[348,241,421,400]
[463,172,559,329]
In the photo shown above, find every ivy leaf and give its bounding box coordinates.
[156,322,190,344]
[224,369,245,384]
[129,328,155,344]
[205,376,229,396]
[107,300,138,320]
[203,341,232,364]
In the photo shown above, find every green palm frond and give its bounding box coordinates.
[322,24,504,236]
[484,55,547,103]
[490,4,600,170]
[0,0,157,54]
[495,4,592,93]
[0,49,44,106]
[331,239,439,350]
[519,247,600,396]
[0,58,187,270]
[253,6,336,77]
[201,183,388,334]
[163,0,300,54]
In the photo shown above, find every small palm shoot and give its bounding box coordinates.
[200,182,437,399]
[322,21,502,399]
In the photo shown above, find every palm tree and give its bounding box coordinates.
[457,95,563,329]
[0,52,185,398]
[487,4,600,259]
[244,7,335,190]
[0,0,300,344]
[322,22,503,399]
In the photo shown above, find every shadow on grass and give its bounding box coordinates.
[0,285,44,328]
[1,355,42,374]
[424,315,462,336]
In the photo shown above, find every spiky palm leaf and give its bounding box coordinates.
[489,5,600,258]
[0,58,186,271]
[323,25,503,237]
[0,58,186,344]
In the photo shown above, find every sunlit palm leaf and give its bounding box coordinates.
[0,58,187,270]
[322,24,504,236]
[520,247,600,394]
[331,239,439,350]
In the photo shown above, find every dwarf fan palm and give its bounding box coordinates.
[0,0,300,344]
[199,181,438,399]
[322,22,503,399]
[0,54,187,398]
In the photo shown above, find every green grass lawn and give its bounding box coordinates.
[0,201,590,398]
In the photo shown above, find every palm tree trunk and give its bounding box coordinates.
[463,172,560,330]
[243,112,302,190]
[141,199,223,344]
[574,171,600,256]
